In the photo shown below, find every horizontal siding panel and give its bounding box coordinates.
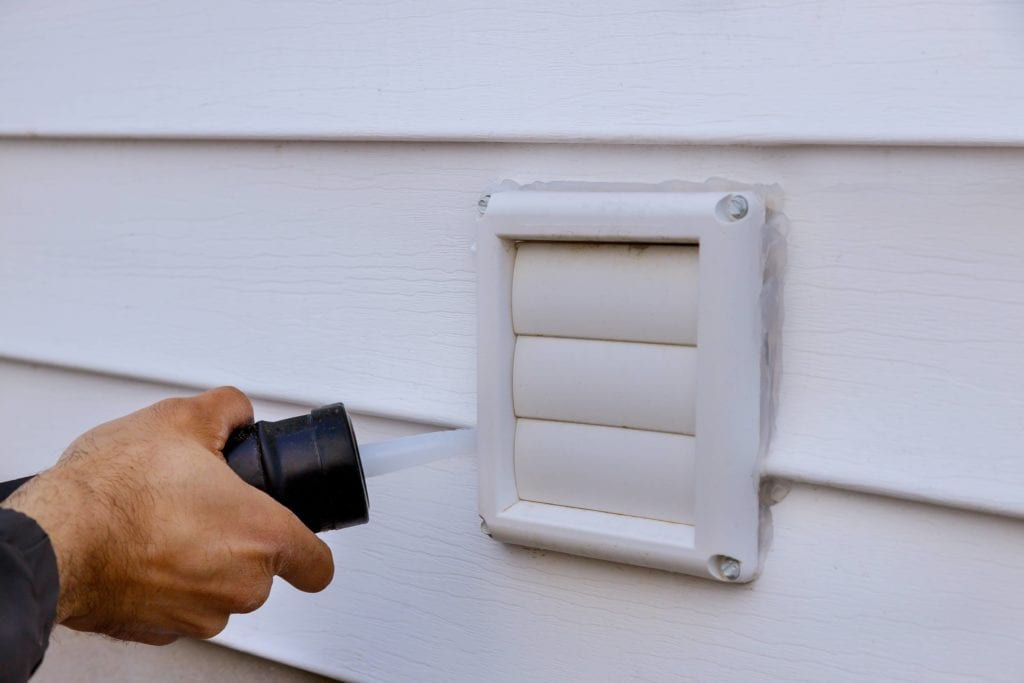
[2,141,1024,520]
[3,361,1023,682]
[0,1,1022,146]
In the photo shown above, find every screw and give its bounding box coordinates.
[725,194,749,221]
[477,194,491,215]
[718,556,742,581]
[479,518,492,537]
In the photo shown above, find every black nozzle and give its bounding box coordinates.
[0,403,369,535]
[223,403,369,533]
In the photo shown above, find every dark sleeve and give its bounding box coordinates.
[0,508,59,683]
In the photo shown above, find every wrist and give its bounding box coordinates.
[1,470,98,623]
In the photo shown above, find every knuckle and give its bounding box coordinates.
[232,582,272,614]
[139,633,178,646]
[209,386,253,414]
[154,396,205,429]
[153,635,179,646]
[204,386,254,442]
[192,615,230,640]
[216,385,249,403]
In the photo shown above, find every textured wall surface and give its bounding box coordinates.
[3,6,1022,675]
[3,141,1023,517]
[3,360,1024,682]
[1,1,1022,145]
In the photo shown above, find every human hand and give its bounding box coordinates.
[0,387,334,645]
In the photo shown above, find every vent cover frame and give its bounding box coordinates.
[477,187,767,582]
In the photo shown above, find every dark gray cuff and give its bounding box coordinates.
[0,508,60,683]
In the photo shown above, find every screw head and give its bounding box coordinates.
[477,194,491,215]
[718,556,742,581]
[725,194,749,221]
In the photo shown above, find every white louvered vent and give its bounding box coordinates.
[513,243,698,524]
[477,187,767,582]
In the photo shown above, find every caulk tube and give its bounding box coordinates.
[223,403,369,533]
[0,404,372,535]
[0,404,476,535]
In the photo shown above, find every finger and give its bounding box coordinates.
[232,584,273,615]
[269,512,335,593]
[189,613,230,640]
[128,632,179,647]
[224,572,274,615]
[195,386,255,435]
[188,386,255,449]
[164,611,231,640]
